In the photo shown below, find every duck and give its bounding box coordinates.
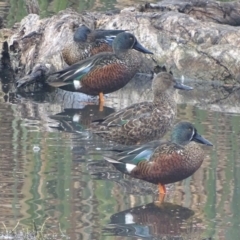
[92,72,193,145]
[49,105,115,133]
[62,25,126,65]
[48,32,153,110]
[104,121,213,202]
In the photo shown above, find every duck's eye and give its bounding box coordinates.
[129,37,133,41]
[188,128,192,131]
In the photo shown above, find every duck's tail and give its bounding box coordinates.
[104,156,136,174]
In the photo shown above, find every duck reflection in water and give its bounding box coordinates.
[103,202,203,240]
[49,105,115,133]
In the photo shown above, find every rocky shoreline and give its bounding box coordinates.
[1,0,240,86]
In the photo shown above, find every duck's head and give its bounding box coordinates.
[152,72,193,98]
[73,25,91,42]
[113,32,153,55]
[171,121,213,146]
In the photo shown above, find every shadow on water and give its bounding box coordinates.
[49,106,115,133]
[103,202,202,240]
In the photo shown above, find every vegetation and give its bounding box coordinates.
[0,219,67,239]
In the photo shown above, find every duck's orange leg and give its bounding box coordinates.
[99,92,104,111]
[158,183,166,203]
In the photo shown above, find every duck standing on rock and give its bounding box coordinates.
[91,72,193,145]
[105,121,213,203]
[62,25,126,65]
[48,32,153,109]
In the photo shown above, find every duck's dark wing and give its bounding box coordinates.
[48,52,115,87]
[126,142,184,170]
[93,29,126,45]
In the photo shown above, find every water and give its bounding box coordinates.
[0,59,240,239]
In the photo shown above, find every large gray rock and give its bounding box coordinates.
[4,0,240,84]
[3,0,240,85]
[98,0,240,83]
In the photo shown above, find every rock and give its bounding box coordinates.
[3,0,240,87]
[142,0,240,26]
[98,1,240,83]
[8,9,96,79]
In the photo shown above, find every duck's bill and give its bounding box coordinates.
[193,133,213,146]
[174,82,193,90]
[133,41,153,54]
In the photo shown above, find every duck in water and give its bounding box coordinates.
[49,32,153,110]
[105,121,213,202]
[92,72,192,145]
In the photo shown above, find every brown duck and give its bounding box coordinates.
[48,32,153,109]
[105,121,213,202]
[62,25,125,65]
[92,72,192,145]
